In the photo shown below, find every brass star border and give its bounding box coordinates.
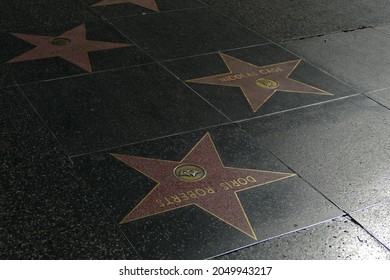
[111,133,296,239]
[7,24,132,72]
[186,53,333,112]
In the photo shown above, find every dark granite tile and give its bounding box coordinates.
[21,65,229,156]
[0,160,139,259]
[0,0,98,31]
[1,21,151,84]
[282,28,390,92]
[365,88,390,109]
[74,124,341,259]
[240,95,390,212]
[351,202,390,249]
[203,0,390,41]
[0,87,66,169]
[110,8,268,60]
[84,0,205,18]
[0,66,14,89]
[164,44,356,120]
[216,217,390,260]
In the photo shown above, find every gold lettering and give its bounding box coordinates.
[259,67,284,75]
[247,72,258,77]
[220,182,229,190]
[156,199,165,207]
[219,77,230,82]
[230,180,240,187]
[247,176,256,183]
[171,195,181,203]
[178,192,189,201]
[237,178,248,185]
[195,189,206,196]
[205,187,215,194]
[164,197,174,206]
[187,191,197,199]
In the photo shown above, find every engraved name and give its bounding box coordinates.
[218,67,284,82]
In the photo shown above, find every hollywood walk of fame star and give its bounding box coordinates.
[93,0,159,12]
[111,133,296,239]
[7,24,132,72]
[186,53,333,112]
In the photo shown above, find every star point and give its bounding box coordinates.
[187,54,333,112]
[112,133,296,239]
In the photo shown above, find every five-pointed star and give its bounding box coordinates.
[93,0,159,12]
[186,53,333,112]
[111,133,295,239]
[7,24,131,72]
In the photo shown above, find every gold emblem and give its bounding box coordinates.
[51,38,71,46]
[255,78,279,89]
[173,164,206,182]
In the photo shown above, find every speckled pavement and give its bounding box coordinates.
[1,0,390,259]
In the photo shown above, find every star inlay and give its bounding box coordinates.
[8,24,132,72]
[112,133,296,239]
[187,53,333,112]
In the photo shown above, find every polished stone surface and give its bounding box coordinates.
[2,0,390,260]
[282,28,390,92]
[203,0,390,41]
[85,0,205,18]
[165,44,356,120]
[0,87,66,169]
[20,65,228,155]
[0,66,14,89]
[0,160,139,259]
[0,21,151,84]
[352,202,390,249]
[0,0,98,31]
[74,124,341,259]
[216,217,390,260]
[110,8,268,60]
[240,95,390,212]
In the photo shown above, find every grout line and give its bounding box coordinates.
[15,61,156,86]
[207,215,347,259]
[14,84,75,165]
[234,93,361,124]
[69,120,234,158]
[101,5,209,20]
[93,192,144,259]
[76,0,236,125]
[347,215,390,251]
[207,5,361,94]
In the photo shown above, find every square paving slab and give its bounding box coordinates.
[351,202,390,249]
[216,217,390,260]
[110,7,268,60]
[164,44,356,121]
[20,65,229,156]
[0,160,139,259]
[240,95,390,212]
[0,66,14,89]
[0,87,66,169]
[0,20,151,84]
[74,124,342,259]
[84,0,205,19]
[0,0,98,31]
[202,0,390,41]
[282,28,390,92]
